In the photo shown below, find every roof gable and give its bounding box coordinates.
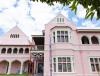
[0,26,31,45]
[46,13,76,30]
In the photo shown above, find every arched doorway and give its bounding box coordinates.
[23,60,30,73]
[0,60,9,74]
[11,60,21,74]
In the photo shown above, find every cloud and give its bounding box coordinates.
[0,27,4,36]
[76,4,86,18]
[82,20,97,27]
[0,0,99,39]
[0,0,15,8]
[0,0,64,38]
[72,17,78,23]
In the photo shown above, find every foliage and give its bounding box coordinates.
[32,0,100,20]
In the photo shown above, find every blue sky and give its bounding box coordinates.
[0,0,100,37]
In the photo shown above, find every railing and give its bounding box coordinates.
[32,45,44,51]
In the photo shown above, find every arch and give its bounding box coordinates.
[91,36,99,44]
[23,60,30,73]
[13,48,18,54]
[25,48,29,53]
[7,48,12,54]
[19,48,23,54]
[11,60,21,74]
[1,48,6,54]
[0,60,9,74]
[10,34,13,38]
[81,36,89,44]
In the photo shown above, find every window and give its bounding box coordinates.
[53,32,55,43]
[19,48,23,54]
[1,48,6,54]
[81,36,89,44]
[57,31,68,42]
[10,34,19,38]
[7,48,12,54]
[53,58,56,72]
[13,48,18,54]
[90,58,100,72]
[91,36,99,44]
[25,48,29,53]
[53,56,74,72]
[57,18,64,23]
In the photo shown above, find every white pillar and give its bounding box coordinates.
[7,62,11,74]
[20,62,23,74]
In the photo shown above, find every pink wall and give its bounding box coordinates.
[44,15,100,76]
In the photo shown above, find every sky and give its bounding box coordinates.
[0,0,100,38]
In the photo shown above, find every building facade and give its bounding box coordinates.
[0,14,100,76]
[44,14,100,76]
[0,26,32,74]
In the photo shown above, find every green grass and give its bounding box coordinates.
[0,74,28,76]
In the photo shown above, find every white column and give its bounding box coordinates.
[7,62,11,74]
[89,36,92,44]
[20,62,23,74]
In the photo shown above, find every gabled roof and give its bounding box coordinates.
[46,13,76,30]
[0,26,32,45]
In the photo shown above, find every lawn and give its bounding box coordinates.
[0,74,28,76]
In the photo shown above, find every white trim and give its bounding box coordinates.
[52,56,75,73]
[51,28,71,44]
[89,56,100,73]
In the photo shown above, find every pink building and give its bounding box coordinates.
[0,14,100,76]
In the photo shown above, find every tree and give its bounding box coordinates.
[32,0,100,20]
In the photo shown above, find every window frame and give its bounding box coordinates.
[19,48,24,54]
[13,48,18,54]
[52,56,74,73]
[1,48,6,54]
[25,48,29,54]
[10,34,19,38]
[91,36,99,44]
[89,57,100,73]
[56,17,64,23]
[7,48,12,54]
[81,36,90,44]
[52,30,69,43]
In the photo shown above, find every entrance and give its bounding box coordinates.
[38,63,43,74]
[28,52,44,76]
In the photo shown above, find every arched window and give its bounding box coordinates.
[25,48,29,53]
[10,34,19,38]
[1,48,6,54]
[81,36,89,44]
[13,48,18,54]
[7,48,12,54]
[91,36,99,44]
[19,48,23,54]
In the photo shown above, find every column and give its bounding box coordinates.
[7,62,11,74]
[89,36,92,44]
[34,60,36,74]
[20,62,23,74]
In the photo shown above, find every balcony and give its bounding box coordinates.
[31,45,44,51]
